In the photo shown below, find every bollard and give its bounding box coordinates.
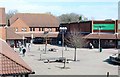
[40,54,41,60]
[107,72,109,77]
[65,45,67,51]
[63,58,66,68]
[100,47,102,52]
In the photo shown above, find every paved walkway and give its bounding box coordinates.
[16,44,118,75]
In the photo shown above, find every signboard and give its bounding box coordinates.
[93,24,115,30]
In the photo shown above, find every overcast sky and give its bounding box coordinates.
[0,0,120,20]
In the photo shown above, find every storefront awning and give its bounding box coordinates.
[83,33,116,39]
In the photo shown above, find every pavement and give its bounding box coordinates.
[15,44,118,75]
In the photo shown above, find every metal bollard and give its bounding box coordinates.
[107,72,109,77]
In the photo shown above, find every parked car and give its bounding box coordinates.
[109,53,120,64]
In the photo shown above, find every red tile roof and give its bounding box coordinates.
[6,28,23,40]
[10,13,59,27]
[83,33,116,39]
[0,39,33,75]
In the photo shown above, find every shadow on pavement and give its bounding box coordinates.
[28,55,35,56]
[103,58,120,66]
[55,66,70,69]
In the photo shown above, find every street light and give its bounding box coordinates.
[97,26,105,52]
[59,27,67,58]
[31,33,34,44]
[98,26,101,52]
[115,33,119,48]
[44,31,49,54]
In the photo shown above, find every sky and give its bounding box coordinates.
[0,0,120,20]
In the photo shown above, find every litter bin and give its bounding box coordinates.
[19,47,22,52]
[100,47,102,52]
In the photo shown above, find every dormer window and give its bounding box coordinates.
[22,27,27,32]
[21,28,24,31]
[24,28,27,31]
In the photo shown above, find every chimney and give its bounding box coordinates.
[0,7,7,41]
[0,7,6,26]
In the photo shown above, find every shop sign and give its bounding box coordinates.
[93,24,115,30]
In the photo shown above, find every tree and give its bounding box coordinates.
[58,13,88,23]
[6,10,18,26]
[65,31,85,61]
[43,31,49,54]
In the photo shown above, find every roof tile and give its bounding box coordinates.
[0,39,33,75]
[10,13,59,27]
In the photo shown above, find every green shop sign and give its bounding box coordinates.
[93,24,115,30]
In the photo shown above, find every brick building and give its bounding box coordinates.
[61,20,120,48]
[8,13,60,47]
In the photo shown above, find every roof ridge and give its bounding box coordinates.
[0,37,6,43]
[16,13,52,15]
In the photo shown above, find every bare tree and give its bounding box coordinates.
[6,10,18,26]
[43,31,49,54]
[65,31,85,61]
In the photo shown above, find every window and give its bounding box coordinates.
[56,28,59,32]
[22,27,27,32]
[24,28,27,31]
[21,28,24,31]
[15,28,18,32]
[39,28,41,31]
[42,28,44,31]
[49,28,52,32]
[33,28,35,31]
[30,28,32,31]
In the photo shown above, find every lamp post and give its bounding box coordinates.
[115,33,119,48]
[31,33,34,44]
[44,31,49,54]
[98,26,101,52]
[59,27,67,58]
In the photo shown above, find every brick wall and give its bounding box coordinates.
[0,27,6,40]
